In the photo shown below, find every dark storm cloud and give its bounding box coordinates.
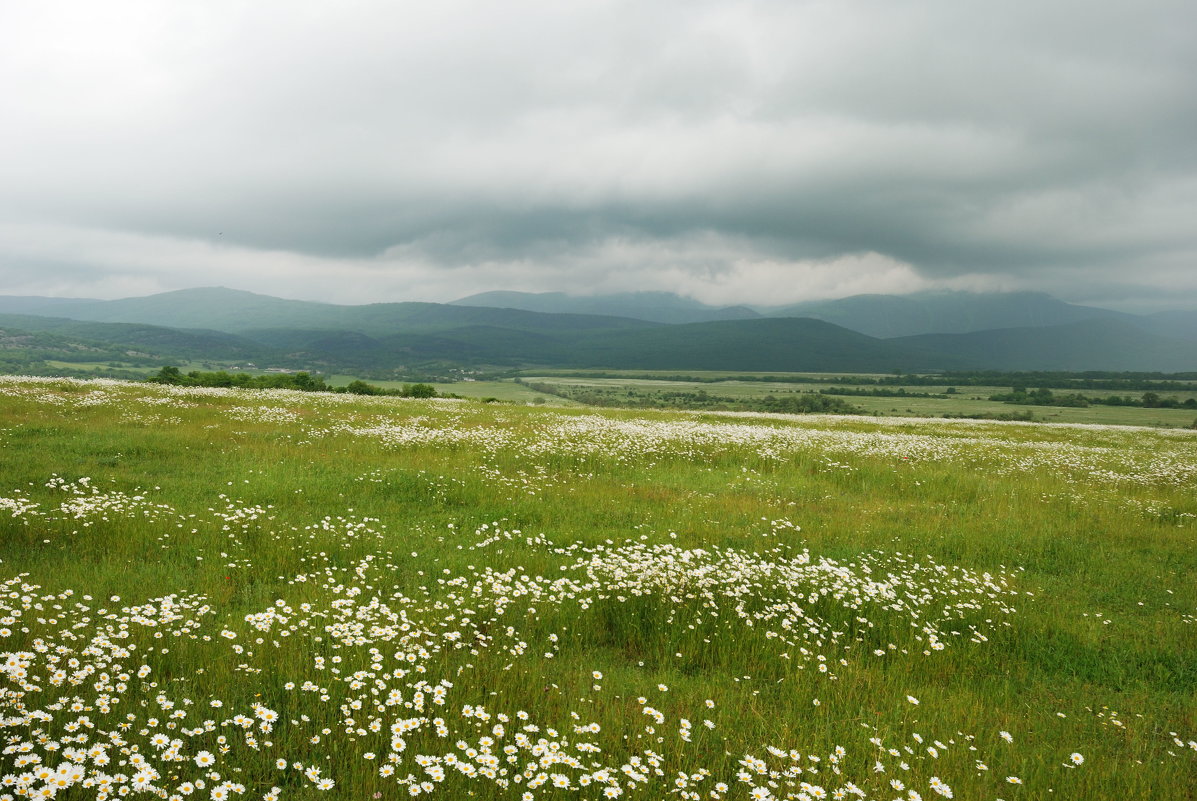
[0,0,1194,307]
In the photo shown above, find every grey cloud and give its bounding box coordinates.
[0,0,1195,308]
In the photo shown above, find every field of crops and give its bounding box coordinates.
[0,375,1194,800]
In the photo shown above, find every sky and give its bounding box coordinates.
[1,0,1194,311]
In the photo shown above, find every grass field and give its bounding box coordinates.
[522,375,1197,428]
[0,375,1194,800]
[42,361,155,373]
[42,361,219,376]
[325,377,577,405]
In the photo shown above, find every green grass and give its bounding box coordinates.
[0,375,1194,800]
[327,375,578,404]
[42,360,155,373]
[42,359,234,374]
[525,375,1197,427]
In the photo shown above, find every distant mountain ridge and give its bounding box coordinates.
[763,290,1131,338]
[0,286,1194,372]
[895,318,1197,373]
[448,288,1183,340]
[0,295,103,313]
[0,287,660,337]
[451,290,760,324]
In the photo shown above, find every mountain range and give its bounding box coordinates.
[454,288,1197,340]
[0,287,1194,373]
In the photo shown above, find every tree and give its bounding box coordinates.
[148,365,185,385]
[291,372,326,392]
[403,383,437,398]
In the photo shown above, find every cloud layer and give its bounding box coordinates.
[1,0,1194,309]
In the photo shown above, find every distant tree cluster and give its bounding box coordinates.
[988,387,1092,407]
[942,410,1037,422]
[989,386,1197,409]
[521,379,864,415]
[935,371,1197,391]
[758,393,862,414]
[147,366,437,398]
[819,386,947,399]
[522,369,1197,392]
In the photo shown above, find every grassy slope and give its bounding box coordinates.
[0,312,273,361]
[521,375,1197,427]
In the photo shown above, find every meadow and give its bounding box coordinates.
[520,374,1197,428]
[0,375,1194,800]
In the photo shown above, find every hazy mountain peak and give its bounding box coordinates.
[763,290,1130,338]
[450,290,761,324]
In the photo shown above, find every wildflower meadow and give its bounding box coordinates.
[0,375,1193,800]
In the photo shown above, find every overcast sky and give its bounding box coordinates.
[1,0,1194,310]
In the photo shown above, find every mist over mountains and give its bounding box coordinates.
[450,291,761,325]
[0,287,1194,374]
[453,289,1154,337]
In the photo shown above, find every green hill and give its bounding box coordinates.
[241,325,568,368]
[235,317,958,372]
[558,317,962,372]
[1137,310,1197,342]
[0,323,143,373]
[0,313,273,362]
[894,318,1197,372]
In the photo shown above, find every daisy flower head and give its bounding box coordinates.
[928,776,953,798]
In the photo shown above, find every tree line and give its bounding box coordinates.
[989,386,1197,409]
[146,366,437,397]
[520,369,1197,391]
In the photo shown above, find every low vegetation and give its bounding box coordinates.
[519,373,1197,428]
[147,366,438,398]
[0,375,1194,800]
[989,387,1197,409]
[519,380,865,415]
